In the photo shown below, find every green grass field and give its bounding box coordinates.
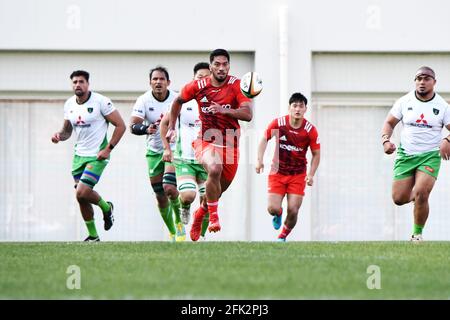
[1,242,449,299]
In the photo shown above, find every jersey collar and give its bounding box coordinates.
[414,91,436,103]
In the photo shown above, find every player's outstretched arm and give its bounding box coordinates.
[381,114,400,155]
[306,149,320,186]
[256,136,269,174]
[51,120,72,143]
[97,110,126,160]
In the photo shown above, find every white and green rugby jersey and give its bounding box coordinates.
[390,91,450,155]
[64,91,115,157]
[131,90,176,153]
[174,99,202,161]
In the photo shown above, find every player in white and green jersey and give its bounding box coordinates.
[161,62,211,241]
[130,66,184,242]
[51,70,126,242]
[381,66,450,242]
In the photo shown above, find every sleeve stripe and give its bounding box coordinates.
[304,121,312,132]
[197,79,207,89]
[277,116,286,127]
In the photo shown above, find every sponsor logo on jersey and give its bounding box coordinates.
[200,96,208,103]
[416,113,428,124]
[74,116,91,128]
[133,108,143,114]
[411,113,432,128]
[280,135,287,141]
[201,106,212,113]
[433,108,439,115]
[149,107,154,111]
[187,107,193,111]
[201,104,231,114]
[280,143,302,152]
[408,107,413,111]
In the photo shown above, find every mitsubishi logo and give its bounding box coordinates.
[76,116,85,125]
[416,113,428,125]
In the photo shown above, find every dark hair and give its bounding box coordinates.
[193,62,210,75]
[209,49,230,63]
[70,70,89,82]
[289,92,308,105]
[149,66,170,81]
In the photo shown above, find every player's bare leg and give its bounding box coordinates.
[76,182,114,238]
[278,194,303,241]
[392,176,415,206]
[200,148,223,233]
[267,193,284,230]
[410,171,436,241]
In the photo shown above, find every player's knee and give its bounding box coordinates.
[267,205,281,215]
[180,191,196,205]
[163,184,178,198]
[413,188,430,203]
[392,193,409,206]
[162,172,177,195]
[76,186,90,202]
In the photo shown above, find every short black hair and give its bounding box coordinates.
[289,92,308,105]
[149,66,170,81]
[193,62,210,75]
[70,70,89,82]
[209,49,230,63]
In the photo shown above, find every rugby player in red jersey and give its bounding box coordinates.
[166,49,253,241]
[256,92,320,242]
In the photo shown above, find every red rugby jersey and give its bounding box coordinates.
[265,115,320,175]
[179,75,251,147]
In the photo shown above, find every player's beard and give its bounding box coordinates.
[74,89,85,97]
[213,72,227,83]
[416,88,430,97]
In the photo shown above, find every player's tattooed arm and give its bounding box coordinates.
[60,120,73,140]
[52,120,72,143]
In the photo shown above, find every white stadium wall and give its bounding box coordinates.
[1,0,450,241]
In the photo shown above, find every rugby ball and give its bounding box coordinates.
[240,72,263,98]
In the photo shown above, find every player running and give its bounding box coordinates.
[256,92,320,242]
[381,66,450,242]
[160,62,211,240]
[130,66,185,242]
[51,70,126,242]
[166,49,253,241]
